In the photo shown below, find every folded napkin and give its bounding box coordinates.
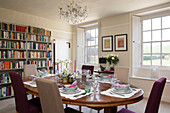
[24,81,37,87]
[59,88,92,100]
[101,88,141,98]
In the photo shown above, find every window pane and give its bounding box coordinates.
[87,47,90,55]
[91,29,95,38]
[90,38,95,46]
[152,30,161,41]
[152,42,160,53]
[162,42,170,53]
[143,19,151,31]
[143,55,151,65]
[162,29,170,40]
[90,47,95,54]
[86,30,90,38]
[162,16,170,28]
[87,38,91,46]
[143,31,151,42]
[152,55,160,66]
[96,47,98,55]
[162,54,170,66]
[143,43,151,53]
[152,18,161,30]
[95,56,98,64]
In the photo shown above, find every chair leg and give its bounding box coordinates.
[125,105,128,109]
[66,104,68,108]
[79,106,81,112]
[32,94,34,99]
[98,109,100,113]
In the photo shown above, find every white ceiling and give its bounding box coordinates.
[0,0,169,24]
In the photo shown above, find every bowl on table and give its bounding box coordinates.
[113,84,130,92]
[63,84,77,92]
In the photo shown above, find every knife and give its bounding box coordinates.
[110,91,125,97]
[73,92,86,97]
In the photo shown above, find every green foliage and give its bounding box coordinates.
[106,54,119,65]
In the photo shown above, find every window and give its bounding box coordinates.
[142,16,170,66]
[85,27,98,64]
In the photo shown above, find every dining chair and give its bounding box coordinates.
[117,77,166,113]
[114,66,129,109]
[36,78,82,113]
[24,64,37,77]
[9,72,41,113]
[82,65,94,74]
[114,66,129,84]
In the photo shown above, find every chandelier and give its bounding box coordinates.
[59,0,88,24]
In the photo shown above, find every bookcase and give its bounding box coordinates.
[0,22,53,100]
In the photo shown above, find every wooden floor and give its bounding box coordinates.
[0,97,170,113]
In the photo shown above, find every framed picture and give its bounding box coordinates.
[102,35,113,52]
[115,34,128,51]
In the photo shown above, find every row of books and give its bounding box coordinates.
[47,60,52,67]
[28,26,51,36]
[0,41,26,49]
[28,34,51,42]
[0,31,26,40]
[27,60,47,67]
[0,73,11,83]
[0,61,25,69]
[47,51,52,58]
[47,44,52,50]
[0,50,26,59]
[28,52,47,58]
[27,42,47,50]
[0,22,28,32]
[0,86,14,98]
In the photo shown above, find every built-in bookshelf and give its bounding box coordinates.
[0,22,53,99]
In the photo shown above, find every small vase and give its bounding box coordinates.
[105,62,110,71]
[110,63,114,71]
[68,77,74,84]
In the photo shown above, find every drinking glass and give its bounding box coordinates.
[85,82,91,93]
[110,74,117,88]
[82,69,91,81]
[92,77,99,95]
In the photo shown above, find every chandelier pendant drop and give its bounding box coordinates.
[59,0,88,24]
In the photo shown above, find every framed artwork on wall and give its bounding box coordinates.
[115,34,128,51]
[102,35,113,52]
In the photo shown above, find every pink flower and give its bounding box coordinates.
[108,74,113,78]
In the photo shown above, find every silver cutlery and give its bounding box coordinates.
[110,91,125,97]
[74,92,86,97]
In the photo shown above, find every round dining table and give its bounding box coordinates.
[24,77,144,113]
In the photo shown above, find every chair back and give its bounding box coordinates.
[114,67,129,83]
[145,77,166,113]
[9,72,29,113]
[24,64,37,77]
[36,78,65,113]
[82,65,94,74]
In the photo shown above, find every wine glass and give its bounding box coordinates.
[92,77,99,95]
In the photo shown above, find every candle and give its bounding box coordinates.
[74,60,76,72]
[57,59,59,71]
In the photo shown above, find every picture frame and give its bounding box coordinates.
[102,35,113,52]
[115,34,128,51]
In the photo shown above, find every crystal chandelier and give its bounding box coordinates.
[59,0,87,24]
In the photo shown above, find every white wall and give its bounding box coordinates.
[73,3,170,103]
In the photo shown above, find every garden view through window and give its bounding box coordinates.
[142,15,170,66]
[85,28,98,64]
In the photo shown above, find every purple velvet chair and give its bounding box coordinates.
[82,65,94,74]
[117,77,166,113]
[9,72,41,113]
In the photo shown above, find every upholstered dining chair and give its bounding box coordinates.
[9,72,41,113]
[117,77,166,113]
[114,66,129,84]
[24,64,37,77]
[114,66,129,109]
[36,78,82,113]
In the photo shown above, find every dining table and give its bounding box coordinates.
[23,76,144,113]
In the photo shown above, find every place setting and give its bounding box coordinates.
[101,83,141,98]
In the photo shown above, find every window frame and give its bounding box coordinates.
[141,15,170,67]
[84,25,98,65]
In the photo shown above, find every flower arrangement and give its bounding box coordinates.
[106,54,119,65]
